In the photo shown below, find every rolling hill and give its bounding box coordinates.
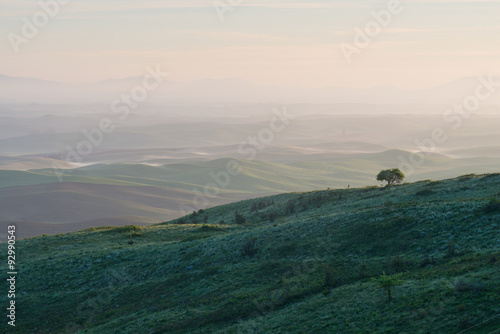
[2,150,500,240]
[8,173,500,333]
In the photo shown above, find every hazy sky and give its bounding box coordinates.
[0,0,499,88]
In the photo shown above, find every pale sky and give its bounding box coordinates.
[0,0,499,89]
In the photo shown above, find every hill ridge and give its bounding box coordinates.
[10,173,500,333]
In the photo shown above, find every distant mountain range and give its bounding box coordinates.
[1,73,499,105]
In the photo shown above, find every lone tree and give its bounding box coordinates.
[377,168,405,186]
[371,272,403,301]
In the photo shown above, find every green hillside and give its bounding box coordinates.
[6,174,500,333]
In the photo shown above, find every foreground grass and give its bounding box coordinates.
[4,173,500,333]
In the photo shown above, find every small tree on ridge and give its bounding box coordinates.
[377,168,405,186]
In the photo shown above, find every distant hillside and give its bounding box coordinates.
[10,173,500,333]
[1,73,500,104]
[0,181,250,238]
[3,148,500,238]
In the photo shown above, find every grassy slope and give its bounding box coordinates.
[7,174,500,333]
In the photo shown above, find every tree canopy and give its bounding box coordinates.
[376,168,405,186]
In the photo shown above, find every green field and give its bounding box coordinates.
[6,173,500,333]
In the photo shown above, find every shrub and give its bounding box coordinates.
[241,238,258,257]
[268,211,279,222]
[234,211,246,225]
[453,279,470,292]
[81,226,115,232]
[483,197,500,214]
[198,225,222,232]
[447,240,457,257]
[109,225,143,233]
[308,192,331,207]
[323,264,343,288]
[276,242,298,257]
[415,189,436,196]
[453,279,486,293]
[425,181,440,187]
[180,235,209,242]
[251,199,274,212]
[460,173,477,181]
[389,255,406,272]
[285,201,296,214]
[420,256,436,268]
[459,316,472,330]
[371,272,404,301]
[358,261,368,278]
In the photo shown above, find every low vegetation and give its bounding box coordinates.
[6,173,500,333]
[483,197,500,214]
[370,272,404,301]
